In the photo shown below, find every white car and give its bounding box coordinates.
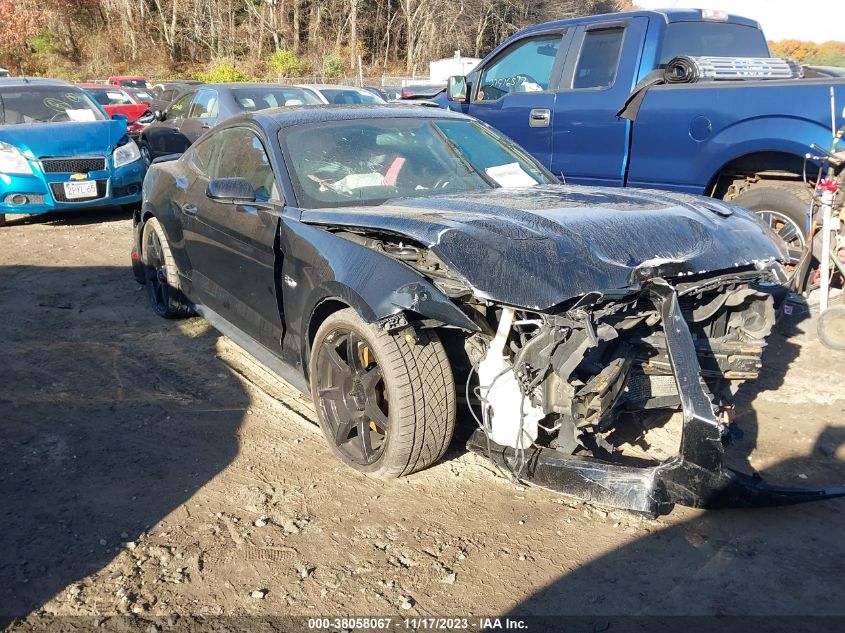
[0,68,11,78]
[297,84,384,105]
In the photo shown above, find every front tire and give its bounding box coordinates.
[0,213,6,227]
[139,140,152,167]
[309,308,455,478]
[141,217,188,319]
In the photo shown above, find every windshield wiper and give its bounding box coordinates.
[430,124,499,189]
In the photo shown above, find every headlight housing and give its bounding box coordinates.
[113,140,141,168]
[0,141,34,175]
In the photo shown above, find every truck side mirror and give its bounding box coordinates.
[154,110,165,121]
[447,76,468,102]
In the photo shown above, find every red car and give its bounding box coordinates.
[108,75,151,90]
[81,84,153,138]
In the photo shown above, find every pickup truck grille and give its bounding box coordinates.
[49,179,108,203]
[41,157,107,174]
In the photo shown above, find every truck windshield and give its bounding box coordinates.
[0,86,106,124]
[658,22,770,66]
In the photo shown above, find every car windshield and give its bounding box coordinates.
[658,22,770,65]
[0,86,106,124]
[281,117,556,208]
[88,88,134,106]
[320,88,385,104]
[232,87,323,110]
[119,79,149,88]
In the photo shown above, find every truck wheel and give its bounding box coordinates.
[0,213,6,227]
[309,308,455,478]
[732,185,808,268]
[141,217,189,319]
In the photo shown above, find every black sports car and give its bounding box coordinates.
[132,105,844,514]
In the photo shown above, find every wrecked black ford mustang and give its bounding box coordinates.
[132,105,844,515]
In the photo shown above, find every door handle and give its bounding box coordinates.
[529,108,551,128]
[200,123,211,129]
[180,203,198,216]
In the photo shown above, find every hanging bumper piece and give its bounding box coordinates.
[467,279,845,516]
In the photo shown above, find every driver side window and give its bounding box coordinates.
[208,127,280,202]
[476,34,563,102]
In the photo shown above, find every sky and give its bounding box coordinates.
[634,1,845,42]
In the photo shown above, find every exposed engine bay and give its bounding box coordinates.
[328,222,844,515]
[339,228,776,462]
[465,273,775,460]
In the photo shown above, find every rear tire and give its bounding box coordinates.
[141,217,188,319]
[732,185,808,268]
[0,213,6,227]
[309,308,455,478]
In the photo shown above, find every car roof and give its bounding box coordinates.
[515,8,760,37]
[240,103,470,132]
[201,83,316,90]
[0,77,76,89]
[110,75,147,80]
[301,84,371,91]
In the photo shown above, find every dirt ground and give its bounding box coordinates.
[2,209,845,632]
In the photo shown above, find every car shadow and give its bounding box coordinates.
[0,264,247,624]
[1,207,132,228]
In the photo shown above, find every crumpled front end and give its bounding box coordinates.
[303,184,844,514]
[463,264,845,514]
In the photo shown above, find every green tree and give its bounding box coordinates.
[196,63,253,83]
[268,49,310,77]
[322,52,346,78]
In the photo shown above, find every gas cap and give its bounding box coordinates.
[689,116,713,142]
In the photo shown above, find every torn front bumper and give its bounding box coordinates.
[467,279,845,516]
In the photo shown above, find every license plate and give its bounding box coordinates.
[63,180,97,199]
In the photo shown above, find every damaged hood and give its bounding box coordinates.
[300,185,787,310]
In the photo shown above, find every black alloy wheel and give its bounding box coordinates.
[315,328,389,466]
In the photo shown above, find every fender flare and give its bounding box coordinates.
[700,116,831,191]
[281,219,480,370]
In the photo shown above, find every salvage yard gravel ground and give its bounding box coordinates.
[1,211,845,631]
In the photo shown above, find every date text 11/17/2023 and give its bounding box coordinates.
[306,617,529,630]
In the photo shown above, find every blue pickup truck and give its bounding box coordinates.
[438,8,845,264]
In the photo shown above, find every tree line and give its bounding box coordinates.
[0,0,630,80]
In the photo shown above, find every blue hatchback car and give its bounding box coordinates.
[0,78,145,225]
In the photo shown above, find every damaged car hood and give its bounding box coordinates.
[300,185,787,310]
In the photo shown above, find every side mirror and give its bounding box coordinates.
[447,76,468,102]
[154,110,165,121]
[111,113,128,122]
[207,177,255,203]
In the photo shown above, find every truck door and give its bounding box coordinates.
[551,17,648,186]
[465,30,572,170]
